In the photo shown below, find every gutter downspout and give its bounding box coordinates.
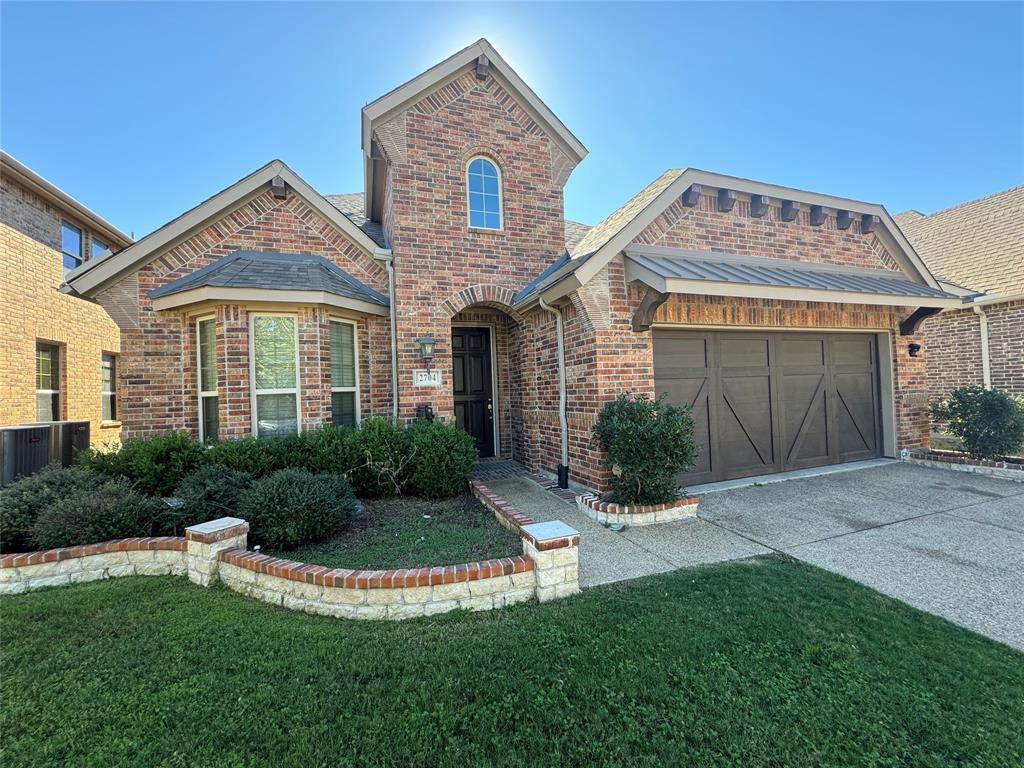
[538,297,569,488]
[374,248,399,420]
[973,305,991,389]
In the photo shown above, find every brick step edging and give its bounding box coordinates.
[576,493,700,527]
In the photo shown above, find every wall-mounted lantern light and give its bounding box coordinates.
[418,334,436,371]
[908,343,922,357]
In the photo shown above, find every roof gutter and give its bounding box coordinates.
[974,305,992,389]
[373,247,400,420]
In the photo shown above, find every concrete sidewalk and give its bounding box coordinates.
[482,476,769,588]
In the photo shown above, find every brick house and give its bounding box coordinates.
[1,151,133,447]
[894,187,1023,410]
[64,39,961,491]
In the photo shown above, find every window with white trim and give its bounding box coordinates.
[101,353,117,421]
[251,314,299,437]
[35,342,60,421]
[196,317,218,441]
[467,156,502,229]
[329,319,358,427]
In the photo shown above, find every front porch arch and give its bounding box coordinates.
[441,284,526,323]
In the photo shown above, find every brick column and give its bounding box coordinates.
[520,521,580,602]
[185,517,249,587]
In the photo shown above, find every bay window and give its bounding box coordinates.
[330,319,358,426]
[251,314,299,436]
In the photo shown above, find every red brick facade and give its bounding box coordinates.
[85,46,941,493]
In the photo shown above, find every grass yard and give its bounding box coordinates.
[265,492,522,569]
[2,557,1022,768]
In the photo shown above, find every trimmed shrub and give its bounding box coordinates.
[78,431,207,497]
[172,465,253,533]
[349,417,412,497]
[238,469,356,549]
[592,393,699,505]
[0,466,107,553]
[30,477,168,550]
[303,425,361,476]
[406,420,477,498]
[931,386,1024,459]
[206,434,312,478]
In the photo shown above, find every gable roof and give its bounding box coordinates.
[896,185,1024,296]
[65,160,387,296]
[516,168,947,309]
[324,193,387,248]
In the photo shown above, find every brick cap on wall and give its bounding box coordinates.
[185,517,250,543]
[0,537,186,569]
[520,521,580,551]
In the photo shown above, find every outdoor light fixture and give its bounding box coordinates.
[418,334,436,371]
[908,343,922,357]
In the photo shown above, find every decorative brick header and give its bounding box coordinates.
[0,537,186,569]
[577,493,699,527]
[218,549,533,589]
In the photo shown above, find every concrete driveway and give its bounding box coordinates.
[698,463,1024,651]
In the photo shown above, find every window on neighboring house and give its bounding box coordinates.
[35,342,60,421]
[330,319,358,427]
[101,353,117,421]
[251,315,299,437]
[61,222,83,273]
[196,317,219,442]
[92,236,109,260]
[467,156,502,230]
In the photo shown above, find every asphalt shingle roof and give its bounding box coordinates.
[148,251,388,305]
[325,193,388,248]
[896,186,1024,296]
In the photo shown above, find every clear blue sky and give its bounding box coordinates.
[2,2,1021,239]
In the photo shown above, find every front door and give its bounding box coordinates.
[452,327,494,457]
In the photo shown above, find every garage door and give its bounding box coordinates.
[653,330,883,486]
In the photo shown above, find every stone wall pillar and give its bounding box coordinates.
[520,521,580,602]
[185,517,249,587]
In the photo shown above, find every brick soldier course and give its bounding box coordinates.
[63,39,962,493]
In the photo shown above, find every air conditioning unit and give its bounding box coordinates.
[0,425,52,486]
[0,421,91,486]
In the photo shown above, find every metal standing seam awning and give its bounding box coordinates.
[623,245,965,333]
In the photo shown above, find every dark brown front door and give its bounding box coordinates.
[654,330,882,485]
[452,327,494,457]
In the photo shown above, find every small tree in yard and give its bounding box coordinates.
[930,386,1024,459]
[592,394,699,505]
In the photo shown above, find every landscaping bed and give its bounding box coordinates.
[2,557,1021,767]
[267,492,522,570]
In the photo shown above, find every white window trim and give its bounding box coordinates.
[248,312,302,437]
[35,343,60,422]
[329,317,361,426]
[466,155,503,231]
[196,316,218,441]
[101,353,117,422]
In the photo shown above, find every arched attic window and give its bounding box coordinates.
[467,156,503,230]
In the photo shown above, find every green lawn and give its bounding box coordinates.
[2,558,1021,768]
[267,492,522,570]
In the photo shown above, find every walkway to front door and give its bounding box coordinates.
[480,462,1024,651]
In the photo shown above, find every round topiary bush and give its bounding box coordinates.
[406,419,477,498]
[173,465,253,532]
[237,468,356,549]
[591,393,699,506]
[0,466,107,553]
[930,386,1024,459]
[30,477,168,550]
[349,417,411,497]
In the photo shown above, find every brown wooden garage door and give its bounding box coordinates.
[653,330,883,486]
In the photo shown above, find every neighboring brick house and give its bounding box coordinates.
[894,187,1023,406]
[65,39,961,491]
[1,151,133,447]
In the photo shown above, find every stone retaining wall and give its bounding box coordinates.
[906,451,1024,483]
[1,480,582,617]
[576,493,699,527]
[0,537,187,595]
